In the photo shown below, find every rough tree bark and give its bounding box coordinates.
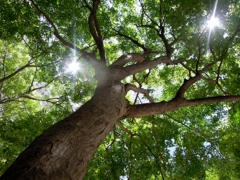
[2,56,240,180]
[2,0,240,179]
[1,65,130,180]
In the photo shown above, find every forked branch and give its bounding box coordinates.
[87,0,106,61]
[114,29,149,52]
[138,0,177,58]
[175,60,218,98]
[125,84,154,103]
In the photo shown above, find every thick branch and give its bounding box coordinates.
[175,74,203,99]
[88,0,106,61]
[111,53,146,67]
[121,56,184,79]
[158,24,174,57]
[175,60,218,98]
[125,95,240,118]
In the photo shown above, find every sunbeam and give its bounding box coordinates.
[207,0,219,52]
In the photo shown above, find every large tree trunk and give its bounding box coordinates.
[3,58,240,180]
[1,81,129,180]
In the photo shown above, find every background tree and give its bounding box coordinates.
[1,0,240,179]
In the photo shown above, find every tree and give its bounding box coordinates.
[1,0,240,179]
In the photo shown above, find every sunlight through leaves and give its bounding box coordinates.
[65,57,81,74]
[207,17,220,29]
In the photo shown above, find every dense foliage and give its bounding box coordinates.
[1,0,240,179]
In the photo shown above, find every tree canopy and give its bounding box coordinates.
[1,0,240,179]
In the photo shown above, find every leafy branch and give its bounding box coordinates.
[113,28,155,55]
[0,58,35,83]
[117,120,166,179]
[0,73,60,105]
[138,0,179,57]
[29,0,97,63]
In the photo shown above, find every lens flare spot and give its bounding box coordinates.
[207,17,220,29]
[65,58,80,74]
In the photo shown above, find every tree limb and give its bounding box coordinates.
[137,1,176,58]
[125,83,154,103]
[21,95,60,105]
[132,74,142,104]
[87,0,106,61]
[175,74,203,99]
[175,60,218,98]
[113,28,148,52]
[116,121,134,136]
[125,95,240,118]
[120,56,184,79]
[111,53,146,67]
[0,75,58,104]
[0,59,34,83]
[139,0,159,27]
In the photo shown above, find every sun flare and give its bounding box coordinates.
[207,17,220,29]
[65,58,81,74]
